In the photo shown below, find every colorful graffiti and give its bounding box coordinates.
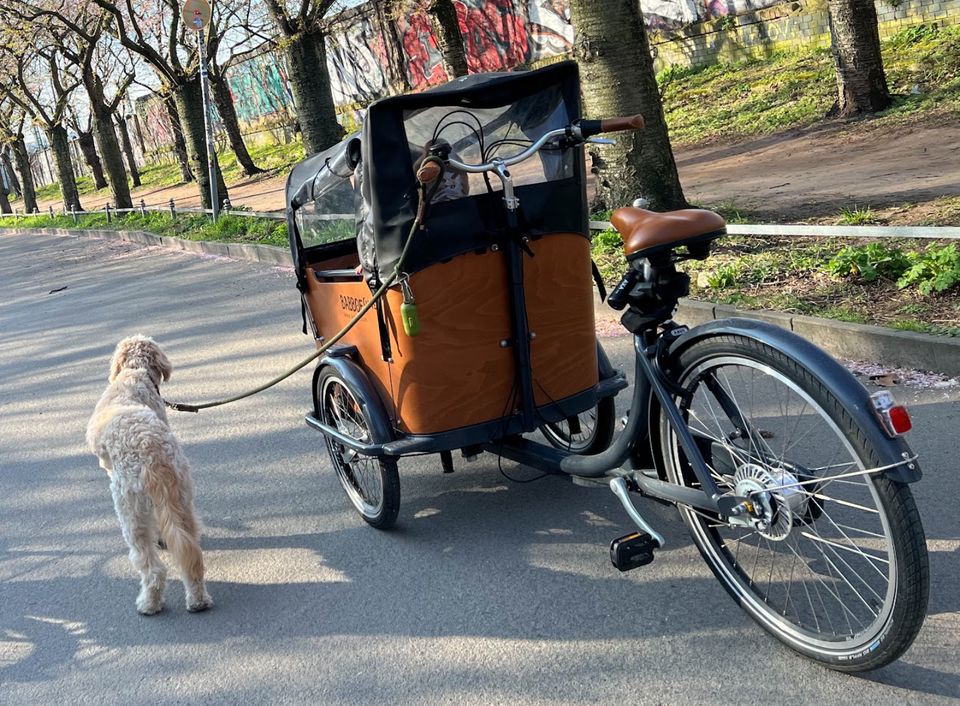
[527,0,573,61]
[227,54,296,125]
[399,12,447,89]
[460,0,529,74]
[327,11,391,106]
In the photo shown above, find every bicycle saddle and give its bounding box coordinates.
[611,207,726,259]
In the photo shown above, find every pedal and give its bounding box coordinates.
[610,531,657,572]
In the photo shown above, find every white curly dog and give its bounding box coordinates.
[86,335,212,615]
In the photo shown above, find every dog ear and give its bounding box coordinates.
[108,338,133,382]
[152,345,173,382]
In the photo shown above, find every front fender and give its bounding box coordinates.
[312,352,395,445]
[667,318,921,483]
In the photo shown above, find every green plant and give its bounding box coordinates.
[896,243,960,294]
[710,199,751,224]
[589,228,627,286]
[827,243,911,281]
[835,205,877,225]
[888,23,940,47]
[705,262,741,289]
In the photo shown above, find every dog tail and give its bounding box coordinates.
[141,450,204,582]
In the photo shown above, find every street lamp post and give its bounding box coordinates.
[183,0,218,220]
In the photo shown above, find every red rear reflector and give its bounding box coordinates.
[888,405,912,434]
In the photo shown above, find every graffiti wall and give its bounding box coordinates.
[327,11,391,107]
[135,0,780,152]
[228,54,297,125]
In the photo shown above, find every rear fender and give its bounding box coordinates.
[664,318,921,483]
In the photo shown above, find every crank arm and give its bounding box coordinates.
[610,477,665,548]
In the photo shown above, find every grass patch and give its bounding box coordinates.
[218,140,306,184]
[0,211,288,248]
[660,23,960,145]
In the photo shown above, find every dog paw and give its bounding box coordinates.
[186,593,213,613]
[136,599,164,615]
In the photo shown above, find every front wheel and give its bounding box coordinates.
[659,335,929,671]
[317,369,400,530]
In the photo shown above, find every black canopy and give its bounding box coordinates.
[287,60,588,278]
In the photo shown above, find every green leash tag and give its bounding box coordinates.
[400,278,420,337]
[401,302,420,337]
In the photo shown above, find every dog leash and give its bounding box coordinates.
[164,171,440,414]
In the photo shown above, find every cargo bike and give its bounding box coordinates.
[285,62,929,672]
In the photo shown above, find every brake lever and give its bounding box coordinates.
[585,137,615,145]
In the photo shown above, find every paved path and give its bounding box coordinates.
[1,232,958,704]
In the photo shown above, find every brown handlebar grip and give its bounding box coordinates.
[600,114,646,132]
[416,160,442,185]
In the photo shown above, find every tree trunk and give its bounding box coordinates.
[827,0,891,117]
[3,147,21,196]
[115,116,141,187]
[93,114,133,210]
[173,75,228,210]
[47,125,83,212]
[77,130,108,190]
[429,0,469,79]
[12,137,37,213]
[210,74,264,176]
[375,2,411,93]
[165,95,194,183]
[0,174,11,213]
[284,29,344,156]
[131,111,147,154]
[569,0,687,211]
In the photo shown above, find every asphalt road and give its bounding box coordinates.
[2,231,958,705]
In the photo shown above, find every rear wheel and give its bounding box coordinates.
[659,335,928,671]
[317,370,400,530]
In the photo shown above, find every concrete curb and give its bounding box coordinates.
[6,226,292,267]
[7,226,958,376]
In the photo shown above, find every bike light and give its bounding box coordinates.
[888,405,912,434]
[870,390,912,437]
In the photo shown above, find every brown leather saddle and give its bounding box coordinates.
[610,207,726,260]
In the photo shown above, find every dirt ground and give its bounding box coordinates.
[19,117,960,220]
[678,119,960,222]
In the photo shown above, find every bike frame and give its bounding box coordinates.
[492,316,923,508]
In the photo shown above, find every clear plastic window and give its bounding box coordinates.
[402,85,574,200]
[296,169,357,248]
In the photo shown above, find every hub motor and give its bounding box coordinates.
[732,464,808,541]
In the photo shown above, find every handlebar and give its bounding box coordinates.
[578,114,646,139]
[445,126,568,174]
[440,114,646,176]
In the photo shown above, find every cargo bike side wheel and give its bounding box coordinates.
[316,369,400,530]
[539,341,618,455]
